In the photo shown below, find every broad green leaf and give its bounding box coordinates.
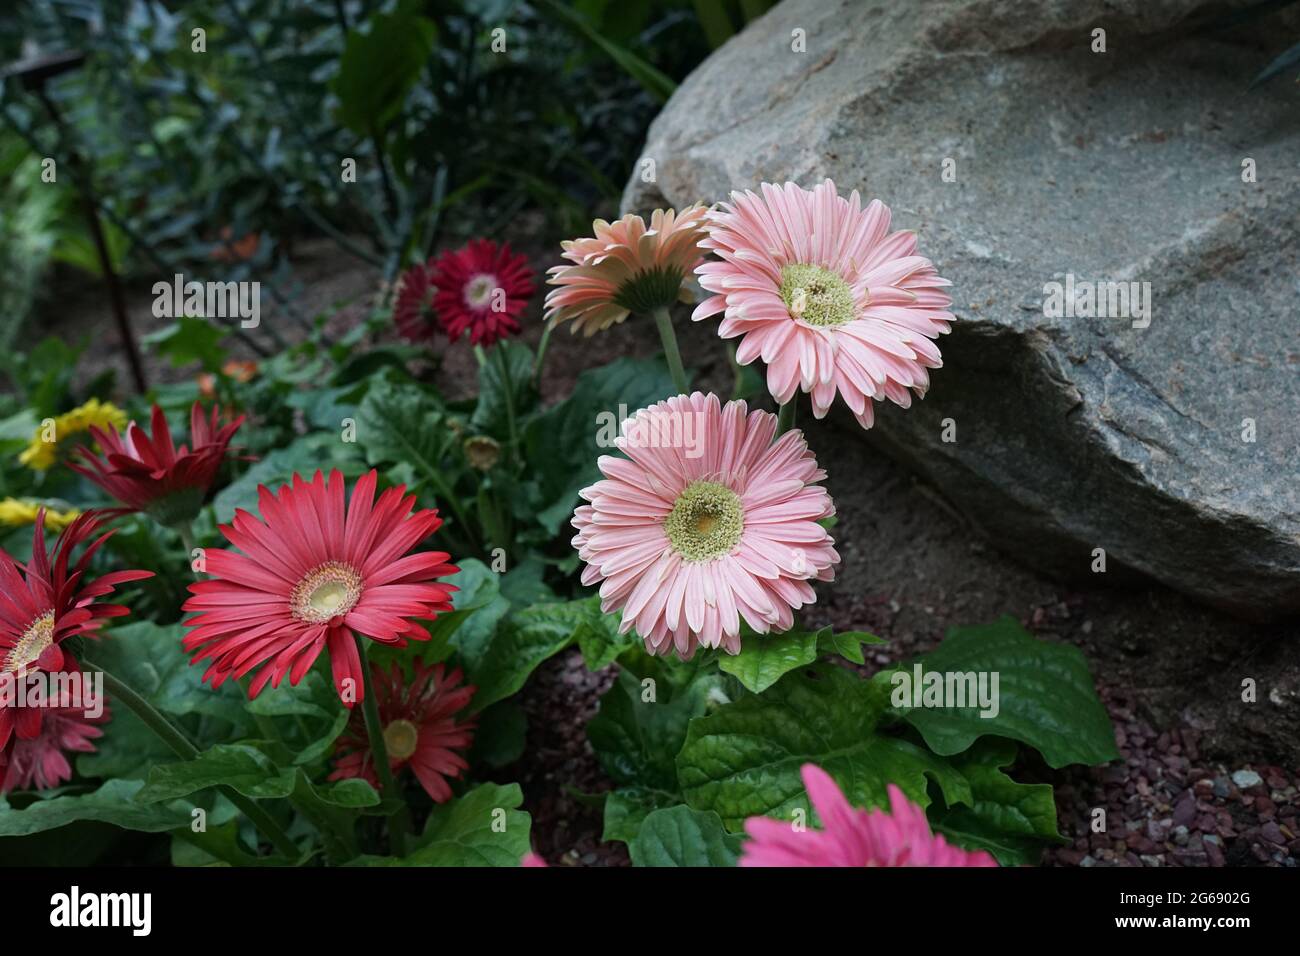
[720,628,819,693]
[676,666,969,831]
[521,357,675,534]
[471,340,536,439]
[892,616,1119,768]
[332,12,437,134]
[136,744,294,803]
[360,783,531,866]
[355,374,454,480]
[0,780,192,837]
[630,805,742,867]
[601,786,678,844]
[211,434,364,525]
[930,738,1064,867]
[589,667,725,793]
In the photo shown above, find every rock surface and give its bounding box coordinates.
[623,0,1300,619]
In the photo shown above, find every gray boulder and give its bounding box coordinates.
[624,0,1300,618]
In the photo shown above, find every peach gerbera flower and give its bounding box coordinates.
[572,392,838,659]
[740,764,998,867]
[693,180,954,429]
[543,206,709,335]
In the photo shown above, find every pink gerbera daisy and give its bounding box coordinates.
[0,512,151,748]
[432,239,535,346]
[329,661,476,802]
[741,763,998,867]
[693,180,954,428]
[182,470,458,705]
[572,391,838,659]
[544,207,709,335]
[392,259,439,343]
[70,402,244,524]
[0,669,109,793]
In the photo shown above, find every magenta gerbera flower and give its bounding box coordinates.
[432,239,535,346]
[392,259,439,343]
[182,470,458,705]
[572,391,838,659]
[0,669,109,793]
[741,764,998,867]
[70,402,244,524]
[693,180,954,429]
[0,512,152,748]
[329,661,476,802]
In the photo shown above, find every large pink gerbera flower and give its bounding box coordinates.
[392,259,439,343]
[694,180,954,428]
[329,661,476,802]
[182,470,458,705]
[544,207,709,335]
[432,239,535,347]
[572,392,838,659]
[741,764,998,867]
[70,402,244,524]
[0,512,151,748]
[0,669,109,793]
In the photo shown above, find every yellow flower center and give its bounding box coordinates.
[384,718,420,761]
[664,480,744,562]
[290,562,363,624]
[6,611,55,673]
[465,274,498,309]
[779,264,857,327]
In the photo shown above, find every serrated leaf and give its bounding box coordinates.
[471,340,536,439]
[0,780,192,836]
[136,744,294,803]
[676,666,970,831]
[630,805,742,867]
[893,616,1119,768]
[601,786,678,844]
[719,628,819,693]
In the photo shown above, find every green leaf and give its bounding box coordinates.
[211,435,364,525]
[930,738,1063,866]
[676,666,969,831]
[453,598,594,711]
[539,0,677,102]
[589,667,724,794]
[522,357,676,534]
[472,340,536,439]
[361,783,531,866]
[719,628,819,693]
[0,780,192,837]
[818,629,886,665]
[630,805,742,867]
[136,744,294,803]
[142,316,227,371]
[469,700,528,769]
[355,374,454,479]
[601,786,679,844]
[892,616,1119,768]
[332,12,437,134]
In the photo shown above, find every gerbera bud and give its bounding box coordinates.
[463,435,501,471]
[544,206,710,336]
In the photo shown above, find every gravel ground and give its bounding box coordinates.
[37,236,1298,867]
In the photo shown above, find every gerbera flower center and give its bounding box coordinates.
[664,480,744,562]
[5,610,54,672]
[464,274,498,310]
[779,264,857,327]
[290,562,363,624]
[383,718,420,761]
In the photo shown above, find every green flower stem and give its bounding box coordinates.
[494,343,521,468]
[532,321,554,390]
[651,305,689,396]
[777,399,797,435]
[90,663,300,859]
[354,636,411,857]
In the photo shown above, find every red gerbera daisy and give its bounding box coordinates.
[392,259,439,343]
[182,470,458,706]
[70,402,244,524]
[0,511,152,748]
[0,668,109,793]
[431,239,535,346]
[329,661,476,802]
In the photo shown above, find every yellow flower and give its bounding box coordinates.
[18,398,128,471]
[0,498,81,531]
